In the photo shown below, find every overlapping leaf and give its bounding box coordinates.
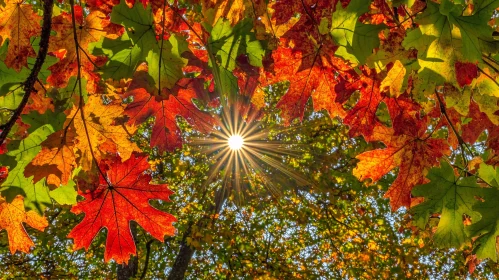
[353,122,450,210]
[125,68,219,152]
[412,161,481,248]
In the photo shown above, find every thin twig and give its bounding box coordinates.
[434,91,473,165]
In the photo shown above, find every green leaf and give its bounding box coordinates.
[207,18,265,102]
[50,180,77,205]
[411,161,482,248]
[330,0,385,64]
[146,34,188,91]
[403,0,499,99]
[468,164,499,261]
[92,0,156,81]
[0,125,55,214]
[0,111,64,213]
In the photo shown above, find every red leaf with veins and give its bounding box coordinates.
[266,43,350,125]
[68,153,176,264]
[125,68,219,152]
[343,72,382,140]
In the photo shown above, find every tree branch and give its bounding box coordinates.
[139,239,156,279]
[0,0,55,146]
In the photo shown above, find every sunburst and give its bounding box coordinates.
[188,104,311,207]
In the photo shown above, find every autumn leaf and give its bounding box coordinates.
[0,0,41,71]
[48,6,112,93]
[0,111,65,213]
[0,195,48,254]
[69,94,140,171]
[403,0,499,99]
[266,44,351,125]
[24,128,76,187]
[125,73,219,152]
[354,123,450,210]
[67,153,176,264]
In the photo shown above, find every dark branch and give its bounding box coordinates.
[0,0,55,146]
[139,239,156,279]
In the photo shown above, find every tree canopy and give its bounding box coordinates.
[1,0,499,278]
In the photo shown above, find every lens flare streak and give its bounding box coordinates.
[189,106,311,206]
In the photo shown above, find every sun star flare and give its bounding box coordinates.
[228,135,244,150]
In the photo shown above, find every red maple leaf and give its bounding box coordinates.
[125,67,219,152]
[68,153,176,264]
[264,43,351,125]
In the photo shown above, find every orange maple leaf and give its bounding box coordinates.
[0,0,41,71]
[265,43,351,125]
[125,67,219,152]
[48,6,116,93]
[68,94,140,171]
[354,123,450,210]
[0,195,48,254]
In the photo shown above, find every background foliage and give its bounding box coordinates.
[1,0,499,278]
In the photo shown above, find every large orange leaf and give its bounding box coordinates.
[0,195,48,254]
[353,123,450,210]
[68,153,176,264]
[0,0,41,71]
[261,0,356,125]
[69,95,140,171]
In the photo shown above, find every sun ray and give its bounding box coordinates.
[188,104,313,205]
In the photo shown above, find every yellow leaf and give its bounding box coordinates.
[381,60,407,97]
[0,196,48,254]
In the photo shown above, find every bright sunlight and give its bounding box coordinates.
[228,135,244,150]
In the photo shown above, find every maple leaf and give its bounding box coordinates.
[24,129,76,187]
[330,0,386,65]
[48,6,112,93]
[467,163,499,262]
[0,0,41,71]
[0,111,66,213]
[353,123,450,210]
[0,195,48,254]
[125,73,219,152]
[402,0,499,98]
[266,43,351,125]
[69,94,140,171]
[411,161,481,248]
[207,17,265,103]
[67,153,176,264]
